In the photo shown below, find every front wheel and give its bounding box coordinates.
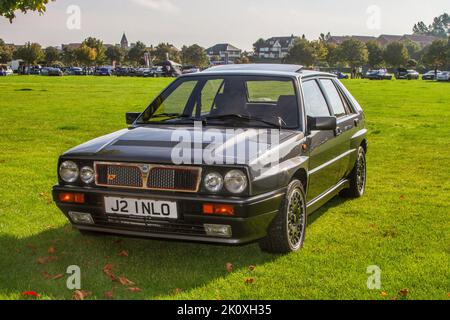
[342,146,367,198]
[259,180,307,254]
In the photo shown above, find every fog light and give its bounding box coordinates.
[69,211,94,225]
[204,224,232,238]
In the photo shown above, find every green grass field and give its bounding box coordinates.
[0,76,448,300]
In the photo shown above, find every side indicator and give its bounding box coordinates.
[59,193,85,204]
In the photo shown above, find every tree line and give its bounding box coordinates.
[0,37,211,68]
[279,34,450,71]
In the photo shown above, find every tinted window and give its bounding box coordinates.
[246,80,296,103]
[320,79,347,117]
[302,80,331,117]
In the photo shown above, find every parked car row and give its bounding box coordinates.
[0,66,14,76]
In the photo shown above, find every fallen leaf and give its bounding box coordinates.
[245,277,256,284]
[48,246,56,254]
[104,291,114,299]
[127,287,142,293]
[73,290,91,301]
[37,256,58,265]
[117,276,135,287]
[399,288,409,297]
[380,291,389,297]
[249,265,256,272]
[27,243,37,252]
[225,263,233,273]
[118,250,129,257]
[102,263,117,281]
[22,291,40,298]
[173,288,183,295]
[400,195,406,200]
[43,272,64,280]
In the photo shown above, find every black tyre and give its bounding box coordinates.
[259,180,307,254]
[342,146,367,198]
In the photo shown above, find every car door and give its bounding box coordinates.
[302,79,342,202]
[318,78,356,182]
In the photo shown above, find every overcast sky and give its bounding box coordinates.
[1,0,449,50]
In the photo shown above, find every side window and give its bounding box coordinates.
[302,80,331,117]
[320,79,347,117]
[155,80,197,116]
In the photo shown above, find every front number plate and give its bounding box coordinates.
[104,197,178,220]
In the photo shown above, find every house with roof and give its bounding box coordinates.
[256,35,297,59]
[329,33,441,48]
[206,43,242,64]
[400,34,441,47]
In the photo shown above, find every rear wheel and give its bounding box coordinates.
[342,146,366,198]
[259,180,307,254]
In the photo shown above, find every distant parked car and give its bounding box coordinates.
[422,70,442,80]
[115,67,132,77]
[436,71,450,82]
[395,68,419,80]
[332,71,349,79]
[95,67,113,76]
[0,66,13,76]
[366,69,393,80]
[67,67,84,76]
[182,65,201,75]
[41,67,63,76]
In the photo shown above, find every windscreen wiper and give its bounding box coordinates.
[205,114,282,128]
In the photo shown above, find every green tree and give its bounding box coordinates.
[366,41,384,68]
[284,38,317,66]
[0,39,14,63]
[338,39,368,67]
[383,42,409,67]
[82,37,106,65]
[153,43,181,63]
[44,46,60,65]
[324,43,340,67]
[61,46,76,66]
[105,46,126,65]
[404,39,422,60]
[0,0,54,22]
[13,42,44,66]
[423,40,448,69]
[181,44,209,67]
[252,38,266,53]
[127,41,148,66]
[413,13,449,37]
[74,44,97,66]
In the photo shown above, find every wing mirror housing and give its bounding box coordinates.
[307,116,337,132]
[126,112,141,125]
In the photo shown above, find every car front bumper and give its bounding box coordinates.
[52,185,285,245]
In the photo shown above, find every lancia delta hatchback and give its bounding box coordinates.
[53,64,368,253]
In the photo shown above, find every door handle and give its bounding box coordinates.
[335,127,343,136]
[354,119,360,127]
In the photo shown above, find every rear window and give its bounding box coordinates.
[246,80,296,103]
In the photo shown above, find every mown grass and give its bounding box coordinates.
[0,76,448,300]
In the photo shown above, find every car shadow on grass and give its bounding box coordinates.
[0,225,278,300]
[0,196,346,300]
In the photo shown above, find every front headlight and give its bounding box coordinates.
[59,161,79,183]
[224,170,248,194]
[204,172,223,193]
[80,166,95,184]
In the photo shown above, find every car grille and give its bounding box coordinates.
[94,214,206,236]
[95,162,201,193]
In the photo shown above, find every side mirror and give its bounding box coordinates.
[126,112,141,125]
[307,116,337,132]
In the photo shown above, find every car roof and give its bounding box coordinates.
[190,64,335,78]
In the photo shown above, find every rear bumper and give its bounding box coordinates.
[52,185,285,245]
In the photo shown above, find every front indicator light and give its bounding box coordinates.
[203,204,235,216]
[204,224,232,238]
[59,193,85,204]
